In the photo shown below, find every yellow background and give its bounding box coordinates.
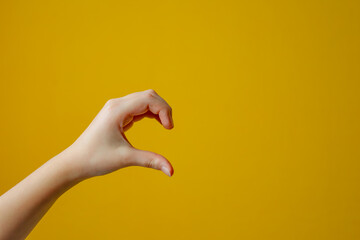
[1,0,359,239]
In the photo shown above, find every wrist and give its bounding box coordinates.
[49,147,89,187]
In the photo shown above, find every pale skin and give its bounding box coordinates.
[0,89,174,240]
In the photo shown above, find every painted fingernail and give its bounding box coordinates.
[168,111,173,128]
[170,116,174,128]
[161,166,171,177]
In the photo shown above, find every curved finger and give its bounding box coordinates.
[120,89,174,129]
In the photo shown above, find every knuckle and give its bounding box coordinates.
[145,89,157,97]
[106,98,115,105]
[145,158,155,168]
[147,89,156,94]
[105,98,117,110]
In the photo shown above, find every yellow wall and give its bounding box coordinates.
[1,1,359,239]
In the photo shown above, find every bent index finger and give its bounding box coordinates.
[121,89,173,129]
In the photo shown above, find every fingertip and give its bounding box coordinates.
[161,166,172,177]
[168,118,174,129]
[164,122,174,130]
[166,110,174,129]
[160,160,174,177]
[159,110,170,129]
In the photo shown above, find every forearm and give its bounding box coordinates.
[0,149,84,240]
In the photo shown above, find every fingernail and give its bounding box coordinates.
[168,111,174,128]
[170,116,174,128]
[161,166,171,177]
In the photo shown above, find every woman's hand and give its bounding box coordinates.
[0,89,174,240]
[64,89,174,180]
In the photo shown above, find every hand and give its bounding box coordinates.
[65,89,174,180]
[0,89,174,240]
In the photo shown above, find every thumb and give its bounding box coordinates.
[128,148,174,177]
